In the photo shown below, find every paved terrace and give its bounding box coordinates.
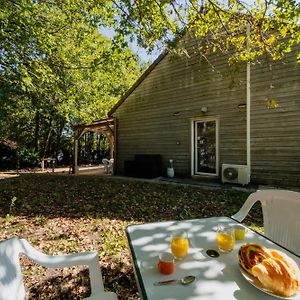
[1,165,296,192]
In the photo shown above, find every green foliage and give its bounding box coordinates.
[119,0,300,64]
[18,147,39,167]
[0,0,142,161]
[1,0,299,163]
[34,215,48,226]
[99,137,110,153]
[4,196,17,225]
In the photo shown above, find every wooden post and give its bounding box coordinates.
[105,123,115,160]
[73,138,78,174]
[113,117,116,174]
[51,159,55,173]
[109,136,114,159]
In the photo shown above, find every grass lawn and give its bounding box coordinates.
[0,174,262,299]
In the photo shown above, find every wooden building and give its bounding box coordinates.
[108,37,300,188]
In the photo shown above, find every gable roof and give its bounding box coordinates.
[108,50,168,116]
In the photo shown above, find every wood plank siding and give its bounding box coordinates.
[250,48,300,187]
[110,37,300,188]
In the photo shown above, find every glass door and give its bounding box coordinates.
[194,119,218,175]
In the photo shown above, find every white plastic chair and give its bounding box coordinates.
[232,189,300,256]
[0,237,118,300]
[102,158,114,175]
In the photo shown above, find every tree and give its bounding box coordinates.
[1,0,299,165]
[0,0,142,161]
[108,0,300,64]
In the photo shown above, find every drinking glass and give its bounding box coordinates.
[157,252,175,275]
[233,224,247,240]
[216,225,235,253]
[170,230,189,259]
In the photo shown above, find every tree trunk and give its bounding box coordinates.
[55,119,65,158]
[34,110,40,154]
[42,117,53,159]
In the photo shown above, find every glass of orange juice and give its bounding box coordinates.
[170,230,189,260]
[216,225,235,253]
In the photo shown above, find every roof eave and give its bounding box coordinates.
[108,50,168,116]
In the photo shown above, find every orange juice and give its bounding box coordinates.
[216,232,235,252]
[233,224,246,240]
[171,236,189,258]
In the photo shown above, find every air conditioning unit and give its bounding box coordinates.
[222,164,249,185]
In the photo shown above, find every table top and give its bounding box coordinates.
[126,216,300,300]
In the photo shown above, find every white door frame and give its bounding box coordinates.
[191,117,220,176]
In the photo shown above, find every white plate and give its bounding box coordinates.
[239,266,299,299]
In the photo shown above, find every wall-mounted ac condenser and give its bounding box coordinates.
[222,164,249,185]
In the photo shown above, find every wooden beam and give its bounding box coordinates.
[105,124,114,137]
[72,117,116,169]
[74,127,86,140]
[73,138,78,174]
[113,117,117,172]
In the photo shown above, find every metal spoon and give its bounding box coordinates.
[153,275,196,286]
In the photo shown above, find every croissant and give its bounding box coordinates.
[238,243,271,275]
[252,257,300,297]
[269,249,299,275]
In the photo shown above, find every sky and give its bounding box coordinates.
[100,27,160,63]
[132,44,160,63]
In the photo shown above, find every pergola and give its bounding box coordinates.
[72,117,115,174]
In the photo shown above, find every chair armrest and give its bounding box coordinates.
[231,192,260,222]
[20,239,104,295]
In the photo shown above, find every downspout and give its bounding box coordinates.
[246,23,251,183]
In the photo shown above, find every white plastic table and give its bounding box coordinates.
[126,217,300,300]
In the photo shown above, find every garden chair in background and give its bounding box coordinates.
[102,158,114,175]
[0,237,118,300]
[232,189,300,256]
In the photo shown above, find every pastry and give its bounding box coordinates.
[238,243,271,275]
[238,244,300,297]
[269,249,300,275]
[252,257,300,297]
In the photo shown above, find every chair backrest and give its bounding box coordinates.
[232,189,300,256]
[102,158,114,174]
[0,237,118,300]
[102,158,109,166]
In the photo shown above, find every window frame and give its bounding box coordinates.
[191,117,220,177]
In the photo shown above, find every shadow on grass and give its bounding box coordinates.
[25,263,138,300]
[0,173,258,223]
[0,173,262,300]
